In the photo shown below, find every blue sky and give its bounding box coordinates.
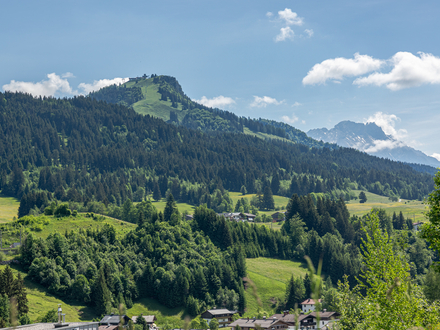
[2,0,440,158]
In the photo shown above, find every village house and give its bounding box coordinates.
[131,315,157,327]
[201,309,236,328]
[271,212,286,222]
[217,213,256,222]
[99,314,131,330]
[270,310,340,330]
[228,317,290,330]
[301,299,322,313]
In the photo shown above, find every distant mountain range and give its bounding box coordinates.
[307,121,440,168]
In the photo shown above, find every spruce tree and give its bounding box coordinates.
[153,181,161,201]
[93,268,112,316]
[262,186,275,210]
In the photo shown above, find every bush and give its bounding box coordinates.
[54,204,71,217]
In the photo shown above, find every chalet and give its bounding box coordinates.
[271,212,285,222]
[270,311,340,330]
[201,309,236,328]
[413,222,423,231]
[131,315,157,325]
[300,299,322,313]
[240,213,256,222]
[100,314,131,328]
[228,317,290,330]
[185,214,194,220]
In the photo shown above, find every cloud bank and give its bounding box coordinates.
[250,96,283,107]
[194,95,235,108]
[2,73,129,97]
[3,73,77,97]
[431,153,440,161]
[304,51,440,90]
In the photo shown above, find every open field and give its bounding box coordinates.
[0,194,20,223]
[243,258,308,316]
[126,298,185,328]
[346,190,427,222]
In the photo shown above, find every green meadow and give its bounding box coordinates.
[346,190,427,222]
[243,258,308,316]
[0,194,20,223]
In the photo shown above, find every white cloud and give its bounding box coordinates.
[303,53,385,85]
[431,153,440,161]
[250,96,283,107]
[2,73,76,97]
[281,113,299,124]
[194,95,235,108]
[304,29,314,38]
[278,8,303,26]
[2,73,130,97]
[364,139,406,153]
[266,12,273,18]
[292,101,302,107]
[365,112,407,140]
[275,27,295,42]
[78,77,129,94]
[354,52,440,90]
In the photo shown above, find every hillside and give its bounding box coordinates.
[90,75,334,149]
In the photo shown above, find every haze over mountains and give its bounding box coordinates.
[307,121,440,168]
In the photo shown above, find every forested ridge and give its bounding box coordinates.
[0,91,434,220]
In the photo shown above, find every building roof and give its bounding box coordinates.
[98,326,118,330]
[228,318,290,329]
[269,314,308,325]
[0,322,98,330]
[100,315,130,325]
[310,311,340,320]
[300,299,322,305]
[201,309,236,317]
[131,316,157,324]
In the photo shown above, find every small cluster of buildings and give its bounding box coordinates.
[215,212,286,223]
[202,300,339,330]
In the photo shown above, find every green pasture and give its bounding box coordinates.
[0,194,20,223]
[346,190,427,222]
[243,258,308,316]
[126,298,185,328]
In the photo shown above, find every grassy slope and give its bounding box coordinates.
[0,264,94,322]
[0,194,20,223]
[243,258,308,316]
[346,190,426,222]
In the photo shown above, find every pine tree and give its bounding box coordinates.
[92,268,112,316]
[262,186,275,210]
[13,274,28,316]
[153,181,161,201]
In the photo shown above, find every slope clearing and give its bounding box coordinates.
[243,258,308,316]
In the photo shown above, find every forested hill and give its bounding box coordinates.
[0,91,434,215]
[89,75,335,149]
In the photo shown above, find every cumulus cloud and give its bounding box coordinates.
[304,29,314,38]
[304,51,440,90]
[250,96,283,107]
[292,101,302,107]
[431,153,440,161]
[2,73,130,97]
[3,73,76,97]
[354,52,440,90]
[302,53,385,85]
[78,77,129,94]
[281,113,299,124]
[194,95,235,108]
[275,27,295,42]
[278,8,303,26]
[365,112,407,140]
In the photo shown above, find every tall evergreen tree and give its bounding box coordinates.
[92,268,112,316]
[262,186,275,210]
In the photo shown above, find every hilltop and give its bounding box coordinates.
[90,75,335,149]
